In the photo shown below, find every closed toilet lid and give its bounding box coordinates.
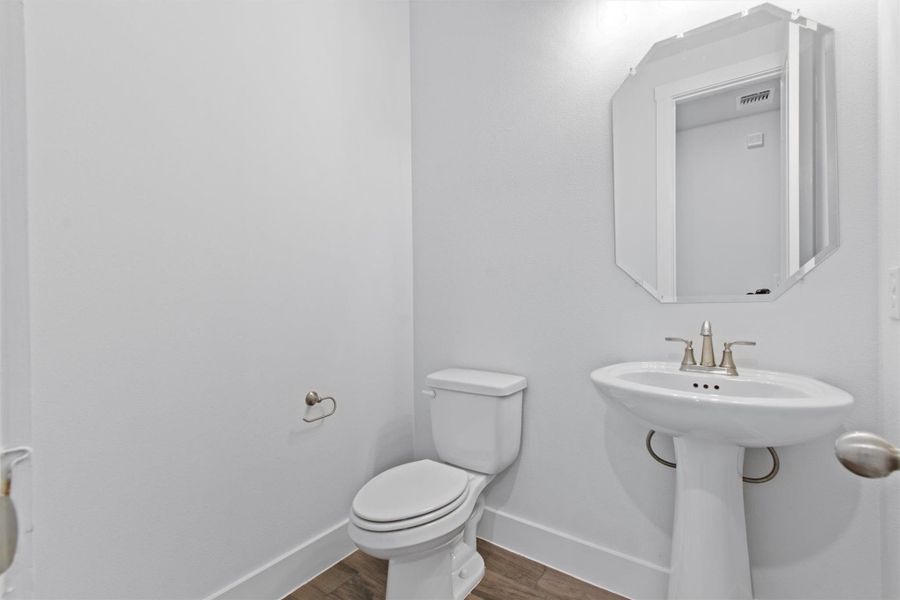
[352,460,469,523]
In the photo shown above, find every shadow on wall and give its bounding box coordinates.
[603,404,676,536]
[369,416,416,476]
[481,413,526,511]
[744,433,861,568]
[603,406,863,568]
[287,411,412,480]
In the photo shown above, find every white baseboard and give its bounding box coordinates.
[477,507,670,600]
[203,510,668,600]
[205,519,355,600]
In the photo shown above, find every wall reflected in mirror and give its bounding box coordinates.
[675,78,783,298]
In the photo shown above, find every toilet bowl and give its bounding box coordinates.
[348,460,493,599]
[347,368,526,600]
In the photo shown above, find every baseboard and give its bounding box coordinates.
[477,507,669,600]
[204,519,355,600]
[203,509,668,600]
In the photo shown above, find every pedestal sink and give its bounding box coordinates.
[590,361,853,600]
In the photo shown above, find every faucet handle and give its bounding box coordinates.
[720,340,756,374]
[723,340,756,350]
[665,337,697,367]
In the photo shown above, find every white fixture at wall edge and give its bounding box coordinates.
[591,361,853,599]
[347,368,526,600]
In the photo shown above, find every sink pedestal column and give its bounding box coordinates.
[668,437,752,600]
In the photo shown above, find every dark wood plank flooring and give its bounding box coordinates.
[284,538,627,600]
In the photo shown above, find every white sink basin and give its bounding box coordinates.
[590,361,854,600]
[590,361,853,447]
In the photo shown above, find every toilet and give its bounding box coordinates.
[347,368,526,600]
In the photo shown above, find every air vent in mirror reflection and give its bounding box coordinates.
[736,89,772,110]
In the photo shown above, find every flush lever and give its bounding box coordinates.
[303,391,337,423]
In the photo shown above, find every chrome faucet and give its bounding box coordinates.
[665,321,756,376]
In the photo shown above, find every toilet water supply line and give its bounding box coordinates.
[645,431,780,484]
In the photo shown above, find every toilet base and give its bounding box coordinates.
[384,496,488,600]
[452,545,485,599]
[385,536,484,600]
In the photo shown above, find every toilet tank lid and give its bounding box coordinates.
[426,368,527,396]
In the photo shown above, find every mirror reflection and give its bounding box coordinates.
[612,4,838,303]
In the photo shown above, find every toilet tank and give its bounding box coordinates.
[426,368,526,475]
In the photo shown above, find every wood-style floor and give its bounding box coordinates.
[283,538,627,600]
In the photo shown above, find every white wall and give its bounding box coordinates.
[411,1,881,598]
[0,0,33,595]
[877,0,900,597]
[676,110,782,297]
[24,2,413,598]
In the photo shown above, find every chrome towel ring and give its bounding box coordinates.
[303,391,337,423]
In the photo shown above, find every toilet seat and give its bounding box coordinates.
[348,469,493,562]
[351,487,471,532]
[351,460,470,533]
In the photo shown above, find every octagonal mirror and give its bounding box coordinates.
[612,3,838,303]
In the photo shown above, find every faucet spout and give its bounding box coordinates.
[699,320,716,367]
